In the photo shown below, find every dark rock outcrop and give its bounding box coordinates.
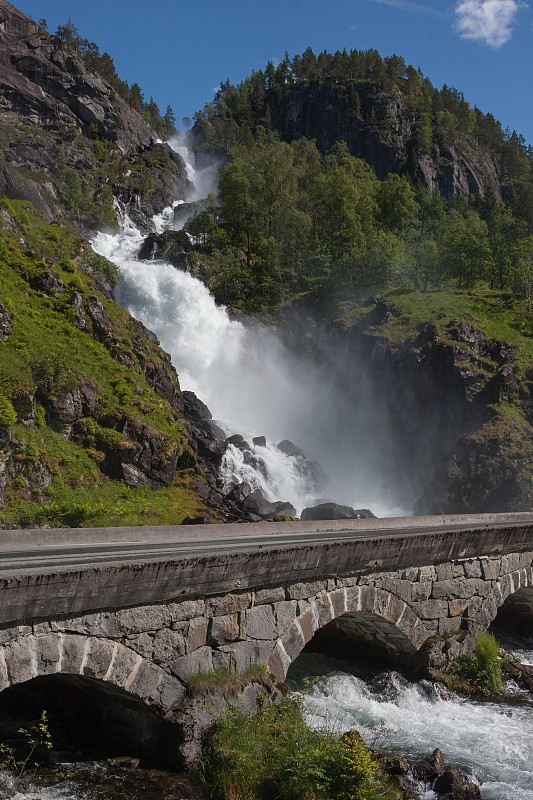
[197,81,500,201]
[242,489,296,519]
[0,0,153,156]
[413,748,445,782]
[301,502,375,521]
[434,766,481,799]
[47,383,99,425]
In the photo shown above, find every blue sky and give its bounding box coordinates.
[16,0,533,146]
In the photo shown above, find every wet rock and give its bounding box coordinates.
[501,660,533,693]
[434,766,481,799]
[253,436,267,447]
[0,302,13,342]
[138,229,192,264]
[276,440,328,492]
[397,773,422,796]
[203,419,227,440]
[413,748,445,782]
[277,439,306,458]
[225,482,252,505]
[301,502,375,521]
[242,489,296,519]
[226,434,252,451]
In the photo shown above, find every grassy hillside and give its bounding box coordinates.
[0,199,206,528]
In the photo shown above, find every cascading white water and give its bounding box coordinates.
[93,135,410,517]
[289,652,533,800]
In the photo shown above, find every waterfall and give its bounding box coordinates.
[92,136,409,517]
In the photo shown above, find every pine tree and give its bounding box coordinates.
[164,105,177,137]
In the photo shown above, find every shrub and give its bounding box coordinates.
[445,632,503,695]
[199,696,378,800]
[0,395,17,428]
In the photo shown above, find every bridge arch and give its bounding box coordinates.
[0,632,185,713]
[267,585,430,682]
[490,566,533,638]
[0,671,182,767]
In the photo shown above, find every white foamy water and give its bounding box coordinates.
[0,773,84,800]
[289,653,533,800]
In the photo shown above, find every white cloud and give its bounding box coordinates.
[455,0,525,47]
[369,0,442,14]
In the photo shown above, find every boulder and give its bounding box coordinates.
[501,660,533,693]
[242,489,296,519]
[226,482,252,505]
[253,436,267,447]
[413,748,445,782]
[276,440,328,492]
[434,766,481,799]
[300,502,375,521]
[226,434,252,451]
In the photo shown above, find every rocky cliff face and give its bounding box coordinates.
[0,0,190,232]
[266,83,500,201]
[326,297,533,514]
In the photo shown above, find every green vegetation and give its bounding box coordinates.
[185,47,533,316]
[188,665,271,697]
[195,47,532,190]
[0,201,204,528]
[443,633,504,696]
[0,710,74,790]
[183,130,532,313]
[199,697,404,800]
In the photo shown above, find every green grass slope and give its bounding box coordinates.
[0,199,206,528]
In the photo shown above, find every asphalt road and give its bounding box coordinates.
[0,516,531,573]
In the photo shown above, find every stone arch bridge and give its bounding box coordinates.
[0,514,532,762]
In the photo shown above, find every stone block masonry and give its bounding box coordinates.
[0,548,531,710]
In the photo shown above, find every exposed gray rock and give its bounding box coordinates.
[242,489,296,519]
[0,302,13,342]
[301,502,375,521]
[209,614,240,646]
[48,383,99,424]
